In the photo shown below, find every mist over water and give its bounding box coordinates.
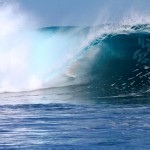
[0,2,84,92]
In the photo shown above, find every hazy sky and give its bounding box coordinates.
[11,0,150,27]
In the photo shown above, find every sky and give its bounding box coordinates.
[8,0,150,27]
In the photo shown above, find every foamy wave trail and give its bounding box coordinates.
[0,26,85,92]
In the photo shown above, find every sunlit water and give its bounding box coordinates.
[0,87,150,150]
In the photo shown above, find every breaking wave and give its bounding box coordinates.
[0,2,150,97]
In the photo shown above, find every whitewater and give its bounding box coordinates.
[0,2,150,150]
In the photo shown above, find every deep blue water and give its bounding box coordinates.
[0,88,150,150]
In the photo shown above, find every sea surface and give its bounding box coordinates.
[0,17,150,149]
[0,87,150,150]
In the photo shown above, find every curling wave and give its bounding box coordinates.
[59,24,150,96]
[1,6,150,96]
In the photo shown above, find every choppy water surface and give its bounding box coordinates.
[0,87,150,150]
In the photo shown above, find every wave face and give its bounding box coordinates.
[73,31,150,96]
[58,25,150,97]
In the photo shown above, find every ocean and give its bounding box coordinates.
[0,18,150,149]
[0,88,150,149]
